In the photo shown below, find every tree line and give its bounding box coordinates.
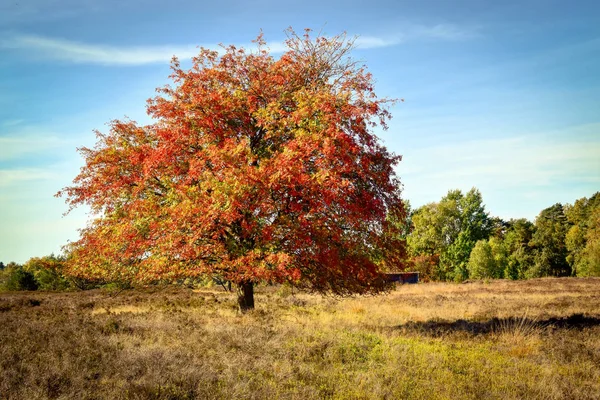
[401,189,600,281]
[2,189,597,292]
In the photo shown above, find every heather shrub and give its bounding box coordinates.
[2,264,38,291]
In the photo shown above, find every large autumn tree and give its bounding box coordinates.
[58,29,406,310]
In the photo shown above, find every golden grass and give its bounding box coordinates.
[90,305,154,315]
[0,278,599,399]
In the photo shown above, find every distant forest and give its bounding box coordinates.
[401,189,600,281]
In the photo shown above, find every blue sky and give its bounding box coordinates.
[1,0,599,263]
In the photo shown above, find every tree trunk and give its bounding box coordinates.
[237,281,254,312]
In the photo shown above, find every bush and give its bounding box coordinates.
[24,255,71,291]
[467,240,497,279]
[2,264,39,291]
[34,268,71,291]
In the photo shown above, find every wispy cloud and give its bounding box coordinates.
[398,123,600,217]
[1,23,476,66]
[354,36,401,49]
[0,168,60,186]
[0,33,395,65]
[0,134,69,162]
[411,24,480,41]
[1,34,207,65]
[0,33,299,65]
[400,128,600,187]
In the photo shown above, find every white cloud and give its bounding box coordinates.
[1,33,392,65]
[1,23,476,66]
[354,36,402,49]
[412,24,480,40]
[0,168,60,187]
[0,34,301,65]
[397,123,600,217]
[0,134,68,161]
[1,34,207,65]
[401,136,599,183]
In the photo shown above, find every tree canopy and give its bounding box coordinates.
[565,193,600,276]
[407,188,491,280]
[58,29,406,309]
[530,203,571,277]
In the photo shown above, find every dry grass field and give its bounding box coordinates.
[1,278,599,399]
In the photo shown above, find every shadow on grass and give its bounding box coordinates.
[395,314,600,337]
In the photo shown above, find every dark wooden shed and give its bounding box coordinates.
[385,272,419,284]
